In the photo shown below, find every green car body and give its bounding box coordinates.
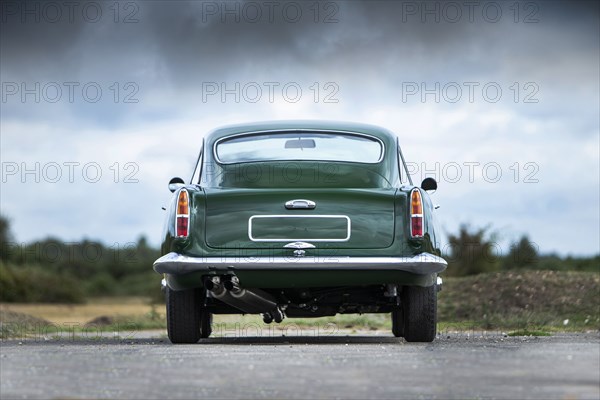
[154,121,447,343]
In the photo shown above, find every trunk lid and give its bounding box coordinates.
[203,188,396,249]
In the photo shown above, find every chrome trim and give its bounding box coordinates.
[283,242,316,250]
[153,252,448,275]
[248,215,351,242]
[397,138,413,186]
[213,129,386,165]
[190,139,204,184]
[285,199,316,209]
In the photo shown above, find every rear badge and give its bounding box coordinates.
[293,249,306,257]
[284,242,314,257]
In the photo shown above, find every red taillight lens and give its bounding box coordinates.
[175,190,189,237]
[410,189,423,238]
[176,217,188,237]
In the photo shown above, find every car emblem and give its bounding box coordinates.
[284,242,314,257]
[293,249,306,257]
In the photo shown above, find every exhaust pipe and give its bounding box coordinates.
[226,278,284,323]
[206,276,284,322]
[205,276,262,313]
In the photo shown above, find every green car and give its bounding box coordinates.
[154,121,447,343]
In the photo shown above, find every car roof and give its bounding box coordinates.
[204,120,398,144]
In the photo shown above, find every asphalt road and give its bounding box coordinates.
[1,332,598,399]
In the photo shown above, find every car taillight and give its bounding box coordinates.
[176,189,189,237]
[410,189,423,238]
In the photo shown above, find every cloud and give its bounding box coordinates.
[1,0,598,255]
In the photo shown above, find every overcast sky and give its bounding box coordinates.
[1,0,598,256]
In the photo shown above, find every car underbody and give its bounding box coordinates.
[201,280,437,318]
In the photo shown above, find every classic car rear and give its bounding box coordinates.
[154,121,446,343]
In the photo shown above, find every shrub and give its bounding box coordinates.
[445,224,500,276]
[0,263,84,303]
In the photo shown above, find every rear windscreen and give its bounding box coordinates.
[215,132,384,164]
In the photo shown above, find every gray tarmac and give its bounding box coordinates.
[1,331,599,399]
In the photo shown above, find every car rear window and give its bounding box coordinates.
[215,132,384,164]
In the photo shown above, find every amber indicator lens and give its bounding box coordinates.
[177,190,189,215]
[411,190,423,215]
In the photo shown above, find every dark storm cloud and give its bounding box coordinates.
[1,0,598,137]
[1,0,598,127]
[2,1,595,77]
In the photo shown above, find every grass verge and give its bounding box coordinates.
[1,271,598,338]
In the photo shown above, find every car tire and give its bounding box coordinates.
[166,287,202,344]
[391,307,404,337]
[402,282,437,342]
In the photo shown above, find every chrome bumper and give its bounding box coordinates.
[153,252,447,275]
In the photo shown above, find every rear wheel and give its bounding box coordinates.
[166,287,202,344]
[402,283,437,342]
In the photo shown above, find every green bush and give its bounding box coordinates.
[445,224,500,276]
[0,263,84,303]
[84,272,117,297]
[117,271,164,304]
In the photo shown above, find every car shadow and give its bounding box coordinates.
[3,335,423,346]
[198,335,404,345]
